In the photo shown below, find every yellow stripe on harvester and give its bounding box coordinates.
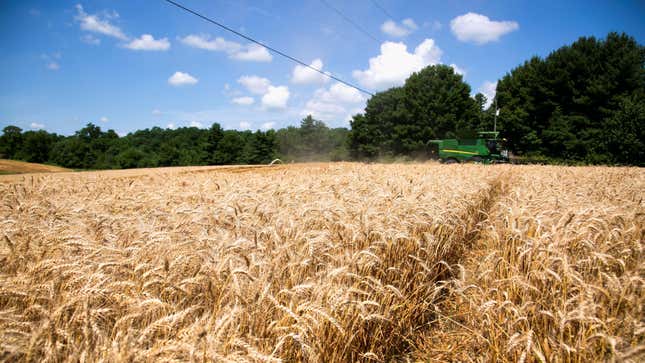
[443,149,478,155]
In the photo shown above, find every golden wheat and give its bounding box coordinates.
[0,163,642,362]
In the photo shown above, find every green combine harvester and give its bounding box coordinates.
[429,131,509,164]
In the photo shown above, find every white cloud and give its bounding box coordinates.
[237,75,290,109]
[239,121,251,129]
[75,4,127,40]
[81,34,101,45]
[180,34,240,52]
[152,109,162,115]
[450,63,466,76]
[162,107,304,133]
[262,86,290,109]
[320,82,365,104]
[302,100,346,122]
[352,39,442,89]
[190,121,203,128]
[291,58,329,84]
[427,20,442,31]
[180,34,272,62]
[237,75,271,95]
[450,12,519,44]
[30,122,45,129]
[168,71,198,86]
[42,53,61,70]
[230,44,272,62]
[261,121,275,130]
[100,116,109,123]
[232,96,255,106]
[124,34,170,51]
[381,19,417,37]
[302,82,366,123]
[166,123,176,129]
[381,20,409,37]
[479,81,497,108]
[402,18,418,30]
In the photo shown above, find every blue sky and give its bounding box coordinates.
[1,0,644,135]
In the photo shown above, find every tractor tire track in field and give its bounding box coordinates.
[407,170,511,361]
[415,166,645,362]
[354,170,511,361]
[439,173,507,272]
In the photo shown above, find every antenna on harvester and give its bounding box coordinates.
[494,97,499,132]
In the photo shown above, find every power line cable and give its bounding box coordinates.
[369,0,394,19]
[162,0,374,96]
[318,0,381,44]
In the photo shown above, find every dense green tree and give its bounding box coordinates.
[0,126,24,159]
[207,123,224,163]
[604,93,645,165]
[157,142,181,167]
[328,127,350,161]
[58,123,121,168]
[357,87,407,157]
[1,122,316,169]
[276,116,349,161]
[242,130,277,164]
[76,123,103,141]
[49,137,89,168]
[299,115,333,160]
[348,87,407,159]
[14,130,59,163]
[404,64,479,139]
[349,65,479,159]
[349,113,381,159]
[496,32,644,163]
[472,93,496,131]
[212,131,245,164]
[115,147,148,169]
[275,126,301,159]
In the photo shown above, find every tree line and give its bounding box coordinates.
[495,32,643,164]
[1,32,643,167]
[0,115,349,169]
[349,32,643,165]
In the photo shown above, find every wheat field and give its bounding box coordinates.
[0,163,643,362]
[0,159,71,175]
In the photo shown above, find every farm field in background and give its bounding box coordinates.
[0,163,643,362]
[0,159,71,175]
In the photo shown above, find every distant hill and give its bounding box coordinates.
[0,159,71,175]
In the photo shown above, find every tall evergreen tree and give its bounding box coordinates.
[207,123,224,164]
[0,126,24,159]
[349,64,480,159]
[496,32,644,163]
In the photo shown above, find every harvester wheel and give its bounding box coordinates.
[444,158,459,164]
[469,156,483,164]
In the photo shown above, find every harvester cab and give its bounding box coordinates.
[428,131,509,164]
